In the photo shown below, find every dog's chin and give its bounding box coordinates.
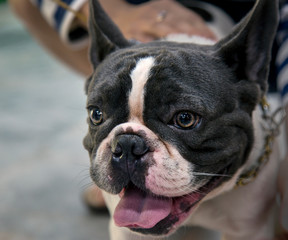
[113,168,228,237]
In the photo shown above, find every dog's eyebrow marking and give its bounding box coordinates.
[129,56,155,123]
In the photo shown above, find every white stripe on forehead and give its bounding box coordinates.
[129,56,155,123]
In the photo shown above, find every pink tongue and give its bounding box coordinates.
[114,186,173,229]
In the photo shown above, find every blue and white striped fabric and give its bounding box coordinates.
[30,0,88,48]
[277,3,288,105]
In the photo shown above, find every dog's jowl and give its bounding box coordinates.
[83,0,280,239]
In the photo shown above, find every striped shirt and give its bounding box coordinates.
[30,0,88,48]
[277,4,288,104]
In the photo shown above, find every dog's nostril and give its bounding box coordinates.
[131,139,149,156]
[112,144,123,157]
[112,134,149,159]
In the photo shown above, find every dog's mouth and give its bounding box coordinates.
[113,168,229,236]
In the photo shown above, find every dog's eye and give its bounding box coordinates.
[89,107,103,126]
[173,112,201,129]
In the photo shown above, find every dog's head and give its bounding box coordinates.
[84,0,278,236]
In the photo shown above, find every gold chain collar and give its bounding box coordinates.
[236,96,286,187]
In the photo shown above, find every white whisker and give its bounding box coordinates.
[193,172,232,177]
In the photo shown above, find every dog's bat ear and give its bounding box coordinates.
[215,0,279,96]
[88,0,133,69]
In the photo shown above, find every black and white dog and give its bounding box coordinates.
[83,0,281,239]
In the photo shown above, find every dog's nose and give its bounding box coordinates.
[111,134,149,173]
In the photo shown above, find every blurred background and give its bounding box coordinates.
[0,1,110,239]
[1,1,285,239]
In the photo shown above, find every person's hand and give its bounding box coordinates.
[80,0,216,42]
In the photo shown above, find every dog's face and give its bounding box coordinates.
[84,0,278,236]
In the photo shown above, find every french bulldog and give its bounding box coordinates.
[83,0,281,239]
